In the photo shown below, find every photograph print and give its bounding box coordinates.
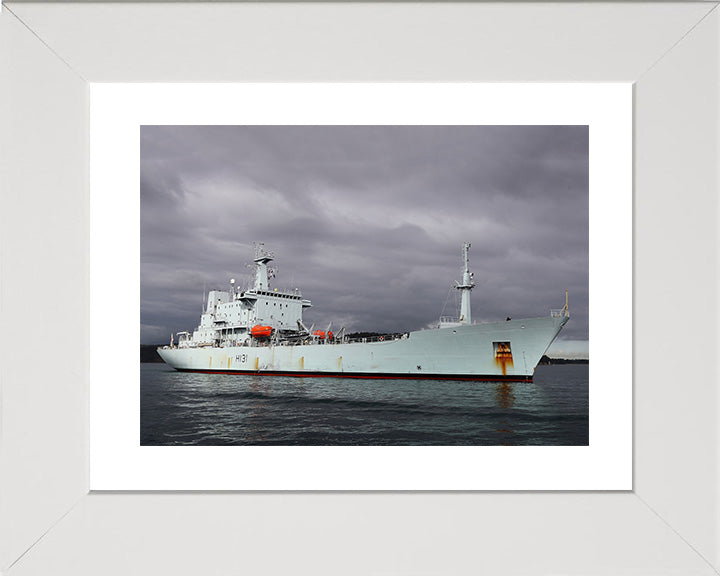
[140,125,588,446]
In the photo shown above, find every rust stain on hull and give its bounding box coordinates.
[494,342,514,376]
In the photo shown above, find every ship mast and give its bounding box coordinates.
[253,242,274,290]
[456,242,475,324]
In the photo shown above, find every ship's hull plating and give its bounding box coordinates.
[158,315,568,381]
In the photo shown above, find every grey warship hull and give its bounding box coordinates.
[158,314,568,381]
[157,242,570,381]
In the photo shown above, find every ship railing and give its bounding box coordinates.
[214,334,407,347]
[438,316,464,328]
[343,334,406,344]
[550,308,570,318]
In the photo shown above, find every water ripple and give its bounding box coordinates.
[141,364,589,446]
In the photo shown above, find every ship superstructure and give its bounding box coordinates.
[176,244,312,349]
[158,243,569,381]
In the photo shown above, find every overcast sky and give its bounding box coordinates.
[141,126,588,346]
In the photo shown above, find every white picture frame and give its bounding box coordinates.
[89,82,630,491]
[2,2,718,574]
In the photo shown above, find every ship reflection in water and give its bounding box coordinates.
[495,382,516,410]
[244,378,271,444]
[141,364,589,446]
[494,382,517,445]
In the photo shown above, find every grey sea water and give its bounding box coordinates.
[140,363,588,446]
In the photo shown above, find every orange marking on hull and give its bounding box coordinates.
[494,343,514,376]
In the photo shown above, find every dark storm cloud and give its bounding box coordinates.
[141,126,588,344]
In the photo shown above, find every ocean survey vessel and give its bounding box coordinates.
[158,243,569,381]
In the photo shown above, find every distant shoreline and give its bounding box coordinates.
[141,345,165,363]
[141,345,588,365]
[539,355,589,365]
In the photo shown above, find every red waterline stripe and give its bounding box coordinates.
[173,368,533,383]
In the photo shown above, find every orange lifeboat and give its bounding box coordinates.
[251,325,273,338]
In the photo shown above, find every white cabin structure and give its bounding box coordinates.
[183,244,311,348]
